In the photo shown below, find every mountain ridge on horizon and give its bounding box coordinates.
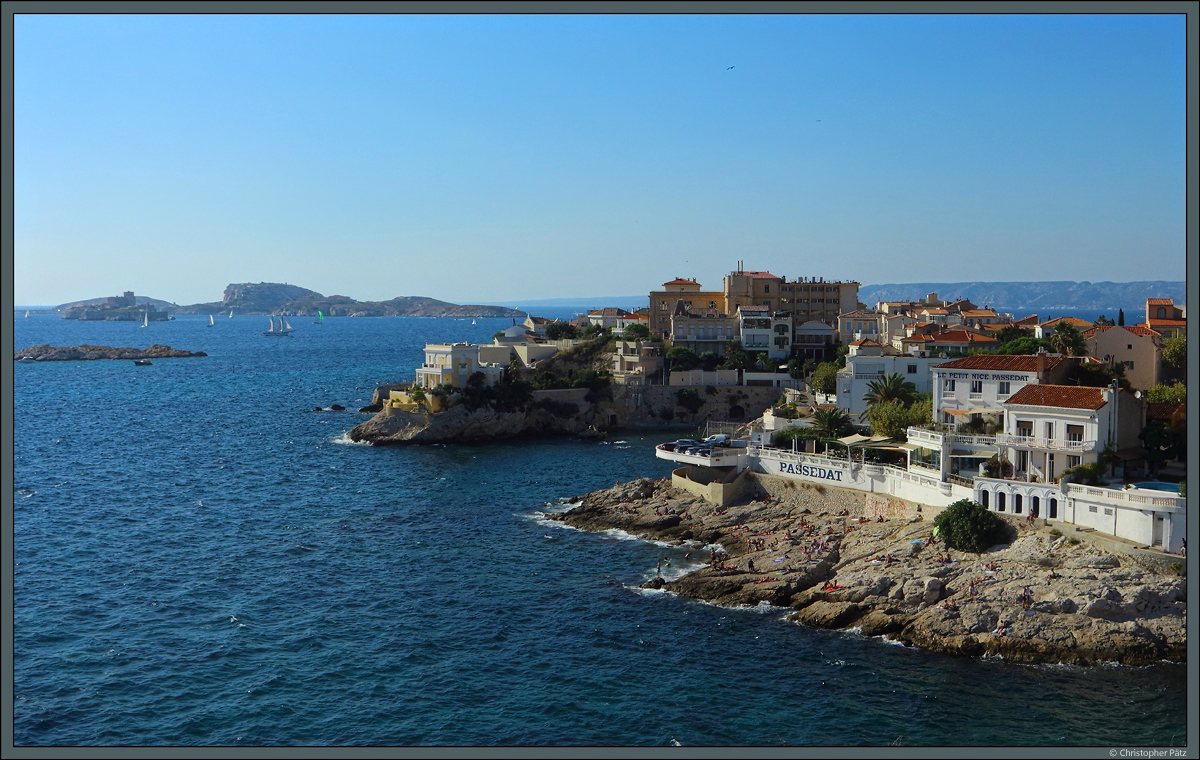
[18,279,1185,315]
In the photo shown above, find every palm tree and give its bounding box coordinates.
[811,408,852,438]
[861,373,917,419]
[1048,322,1086,357]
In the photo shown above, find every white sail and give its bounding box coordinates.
[25,310,30,318]
[141,311,149,328]
[267,318,274,333]
[229,310,233,318]
[209,314,215,327]
[284,319,292,331]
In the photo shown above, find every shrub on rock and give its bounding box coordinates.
[933,499,1009,554]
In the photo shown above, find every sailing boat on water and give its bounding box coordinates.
[24,310,30,318]
[229,309,234,318]
[263,317,292,336]
[141,311,149,328]
[208,314,215,327]
[314,310,323,324]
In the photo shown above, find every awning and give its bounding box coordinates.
[896,442,920,450]
[837,433,874,446]
[943,409,970,416]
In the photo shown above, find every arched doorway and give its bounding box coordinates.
[997,492,1006,512]
[1049,498,1058,519]
[1031,496,1040,518]
[1013,494,1023,514]
[981,490,989,508]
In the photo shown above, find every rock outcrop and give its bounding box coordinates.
[14,344,207,361]
[546,476,1187,666]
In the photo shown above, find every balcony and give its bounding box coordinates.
[994,434,1095,452]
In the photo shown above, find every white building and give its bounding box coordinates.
[738,307,792,360]
[414,343,506,389]
[932,352,1073,426]
[834,340,941,419]
[996,383,1144,483]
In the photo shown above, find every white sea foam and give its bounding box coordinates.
[330,432,370,445]
[628,586,676,598]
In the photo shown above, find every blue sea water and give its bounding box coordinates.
[10,314,1187,748]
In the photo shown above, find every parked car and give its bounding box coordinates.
[673,439,701,449]
[704,434,730,446]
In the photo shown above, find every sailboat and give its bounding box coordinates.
[141,311,149,328]
[229,309,234,318]
[208,314,215,327]
[472,318,477,325]
[314,310,323,324]
[24,310,30,318]
[263,317,292,337]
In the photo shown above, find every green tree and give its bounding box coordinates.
[545,321,579,340]
[408,386,428,412]
[666,346,700,371]
[996,335,1051,355]
[1049,322,1086,357]
[786,358,803,379]
[933,499,1009,554]
[810,361,839,394]
[1161,333,1186,370]
[863,372,917,410]
[698,351,721,371]
[993,324,1032,346]
[811,407,853,438]
[866,397,932,438]
[1145,381,1186,404]
[1117,308,1125,326]
[1093,314,1114,326]
[623,323,650,340]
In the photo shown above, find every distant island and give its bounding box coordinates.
[50,283,530,319]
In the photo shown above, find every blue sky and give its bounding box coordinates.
[13,12,1187,306]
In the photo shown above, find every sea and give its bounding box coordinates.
[9,313,1187,748]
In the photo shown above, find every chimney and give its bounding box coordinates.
[1036,347,1046,380]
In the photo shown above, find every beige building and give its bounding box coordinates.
[648,267,859,343]
[1080,324,1162,390]
[612,340,664,385]
[414,343,506,389]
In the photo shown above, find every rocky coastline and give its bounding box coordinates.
[548,475,1186,667]
[14,344,208,361]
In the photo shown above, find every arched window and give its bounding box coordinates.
[1032,496,1040,518]
[1157,307,1166,318]
[997,492,1006,512]
[981,490,989,508]
[1049,498,1058,519]
[1014,494,1023,514]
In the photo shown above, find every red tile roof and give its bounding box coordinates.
[934,354,1065,372]
[1146,402,1184,422]
[1004,384,1108,410]
[849,338,883,346]
[1146,298,1174,305]
[738,271,780,279]
[927,330,997,344]
[663,278,700,286]
[1146,318,1186,327]
[1038,316,1091,328]
[1080,325,1161,339]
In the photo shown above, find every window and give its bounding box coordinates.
[1067,424,1083,442]
[971,380,983,394]
[1157,307,1166,318]
[1013,494,1022,514]
[998,381,1010,395]
[907,364,917,374]
[1068,455,1081,468]
[997,492,1006,511]
[981,490,989,508]
[1123,361,1134,370]
[943,379,956,391]
[1044,421,1054,439]
[1088,505,1098,513]
[1017,420,1032,437]
[659,301,667,309]
[1127,344,1132,350]
[1103,508,1114,516]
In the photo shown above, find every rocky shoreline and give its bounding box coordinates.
[548,476,1186,667]
[14,344,208,361]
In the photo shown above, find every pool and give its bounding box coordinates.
[1131,481,1181,493]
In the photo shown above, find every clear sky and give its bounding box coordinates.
[13,11,1188,306]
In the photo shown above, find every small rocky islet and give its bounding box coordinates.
[13,344,207,361]
[550,476,1186,667]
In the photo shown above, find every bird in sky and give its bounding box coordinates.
[727,66,735,70]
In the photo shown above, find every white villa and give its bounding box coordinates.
[413,343,507,389]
